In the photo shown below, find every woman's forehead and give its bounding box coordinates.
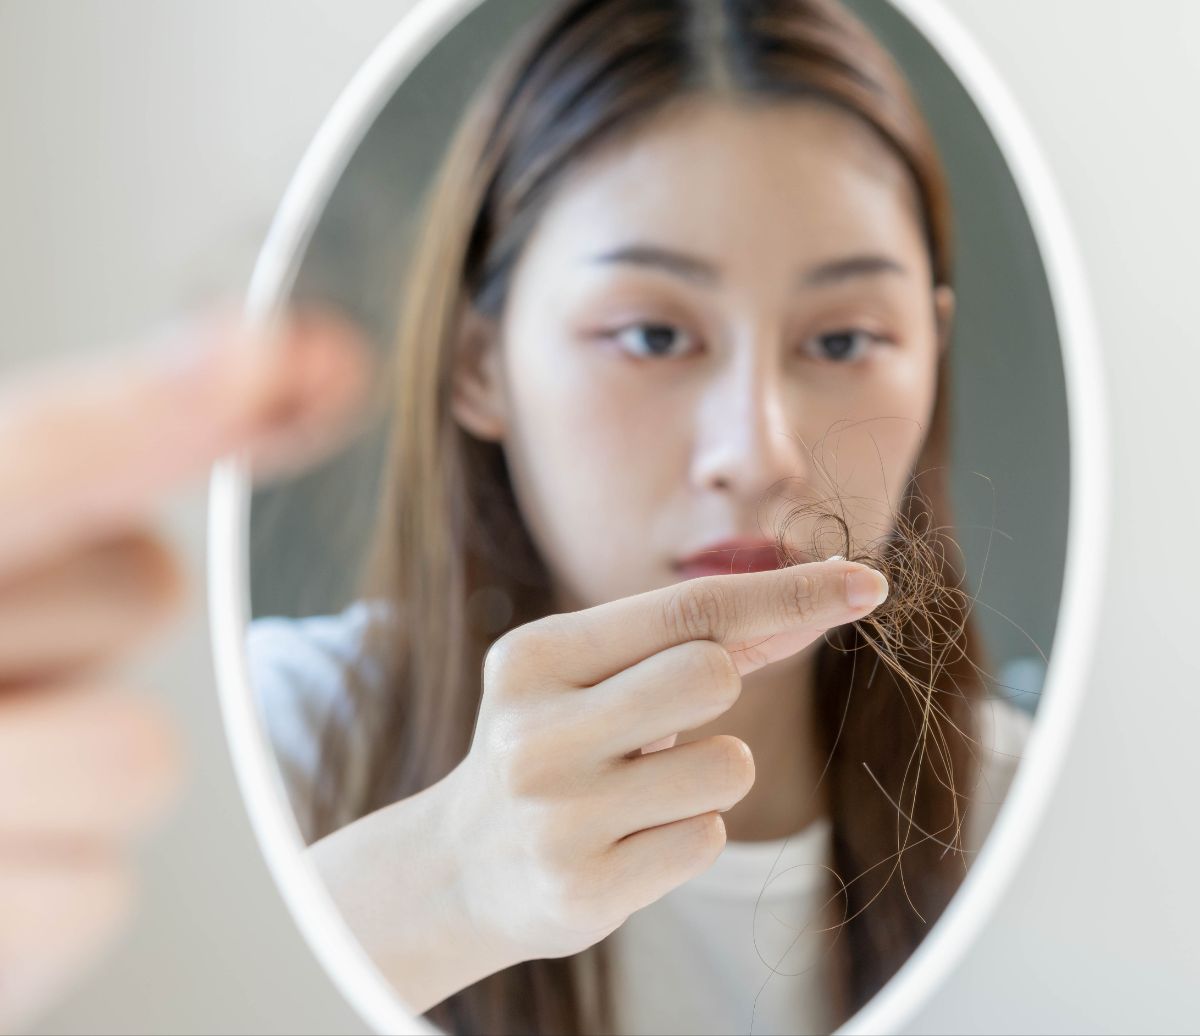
[521,96,927,277]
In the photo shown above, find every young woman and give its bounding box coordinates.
[247,0,1032,1032]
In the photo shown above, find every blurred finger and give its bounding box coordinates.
[0,851,132,1032]
[236,309,374,482]
[0,529,185,684]
[0,305,372,579]
[0,684,182,839]
[0,849,132,958]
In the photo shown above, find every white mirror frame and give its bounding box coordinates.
[207,1,1108,1032]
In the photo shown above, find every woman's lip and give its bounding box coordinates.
[675,541,785,576]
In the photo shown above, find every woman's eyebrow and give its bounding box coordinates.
[588,243,718,284]
[803,253,909,286]
[586,243,909,287]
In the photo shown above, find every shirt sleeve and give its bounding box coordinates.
[244,600,388,844]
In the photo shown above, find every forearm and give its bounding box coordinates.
[305,766,514,1014]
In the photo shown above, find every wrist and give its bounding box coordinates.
[305,762,519,1014]
[433,759,526,979]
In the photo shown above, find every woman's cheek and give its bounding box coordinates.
[559,381,651,485]
[518,405,667,610]
[511,350,636,515]
[797,365,926,526]
[861,358,936,516]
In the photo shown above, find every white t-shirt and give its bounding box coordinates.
[247,601,1031,1036]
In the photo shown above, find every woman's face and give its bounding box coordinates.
[452,97,951,613]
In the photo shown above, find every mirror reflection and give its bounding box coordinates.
[243,0,1067,1032]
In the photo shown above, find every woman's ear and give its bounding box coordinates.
[933,284,956,357]
[449,303,508,442]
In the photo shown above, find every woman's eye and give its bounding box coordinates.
[610,322,696,359]
[801,329,881,363]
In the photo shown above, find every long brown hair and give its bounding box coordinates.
[313,0,985,1031]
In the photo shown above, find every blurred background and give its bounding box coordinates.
[2,1,1197,1033]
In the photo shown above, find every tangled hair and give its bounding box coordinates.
[781,439,994,856]
[308,0,994,1032]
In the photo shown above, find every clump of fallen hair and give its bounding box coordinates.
[739,467,1006,1024]
[774,478,980,873]
[747,446,1053,1006]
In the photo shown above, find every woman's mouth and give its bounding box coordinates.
[674,537,796,579]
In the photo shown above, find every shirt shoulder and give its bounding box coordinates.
[965,696,1035,854]
[244,599,393,843]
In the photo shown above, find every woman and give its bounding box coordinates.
[247,0,1031,1032]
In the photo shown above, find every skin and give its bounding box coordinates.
[311,97,949,1012]
[0,309,370,1032]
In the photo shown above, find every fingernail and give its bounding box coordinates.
[845,567,889,610]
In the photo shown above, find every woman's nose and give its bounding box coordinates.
[689,359,807,497]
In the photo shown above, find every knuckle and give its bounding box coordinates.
[665,580,726,643]
[74,530,188,628]
[482,626,535,693]
[481,634,513,691]
[499,736,555,798]
[781,570,821,626]
[483,619,563,694]
[689,640,741,709]
[540,866,601,932]
[121,531,188,614]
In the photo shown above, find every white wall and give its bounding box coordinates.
[2,1,1196,1032]
[898,2,1200,1031]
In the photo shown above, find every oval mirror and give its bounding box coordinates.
[209,1,1105,1032]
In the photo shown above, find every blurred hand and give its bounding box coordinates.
[0,307,370,1031]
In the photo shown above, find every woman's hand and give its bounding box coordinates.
[0,309,369,1032]
[310,558,887,1013]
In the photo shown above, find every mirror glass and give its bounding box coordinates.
[239,1,1069,1032]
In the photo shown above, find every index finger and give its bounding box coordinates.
[0,307,370,578]
[549,559,890,685]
